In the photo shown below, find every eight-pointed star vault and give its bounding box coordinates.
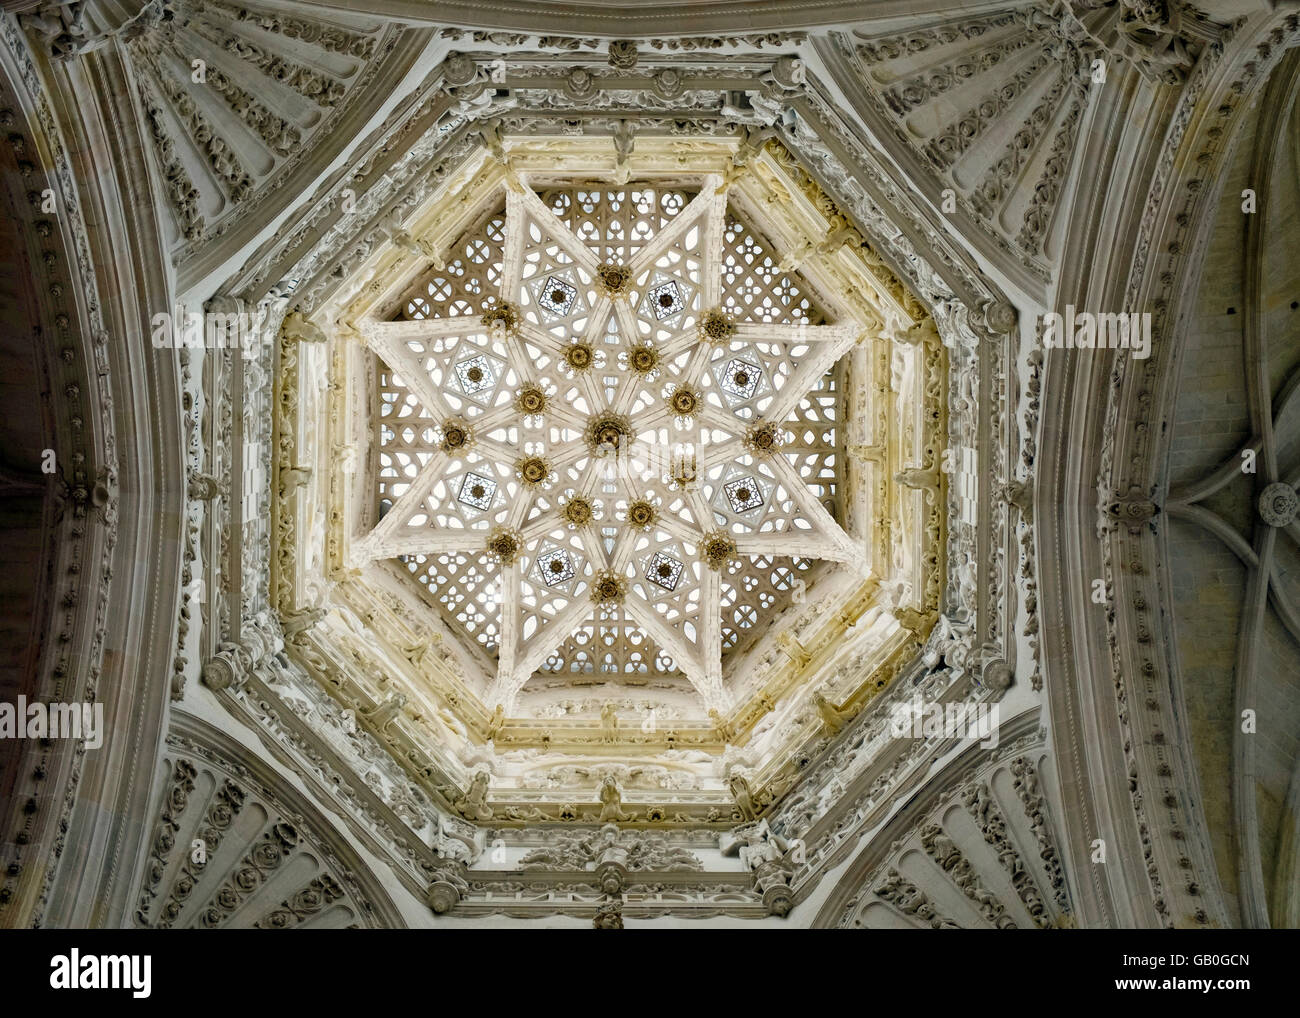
[355,174,865,713]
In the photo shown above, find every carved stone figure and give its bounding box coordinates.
[279,465,312,493]
[283,312,328,344]
[729,772,758,821]
[593,899,624,929]
[875,868,960,929]
[813,691,849,734]
[187,472,224,501]
[724,819,794,916]
[361,693,406,732]
[425,860,469,915]
[485,703,505,741]
[600,702,618,743]
[597,775,633,823]
[997,479,1034,523]
[454,770,493,821]
[281,606,325,641]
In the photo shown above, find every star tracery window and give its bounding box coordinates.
[368,177,859,711]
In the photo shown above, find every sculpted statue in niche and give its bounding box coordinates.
[734,819,786,869]
[722,818,795,916]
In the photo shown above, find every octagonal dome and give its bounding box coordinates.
[274,133,944,827]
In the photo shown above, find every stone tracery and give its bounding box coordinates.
[366,176,864,715]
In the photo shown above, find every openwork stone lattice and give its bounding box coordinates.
[365,176,863,712]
